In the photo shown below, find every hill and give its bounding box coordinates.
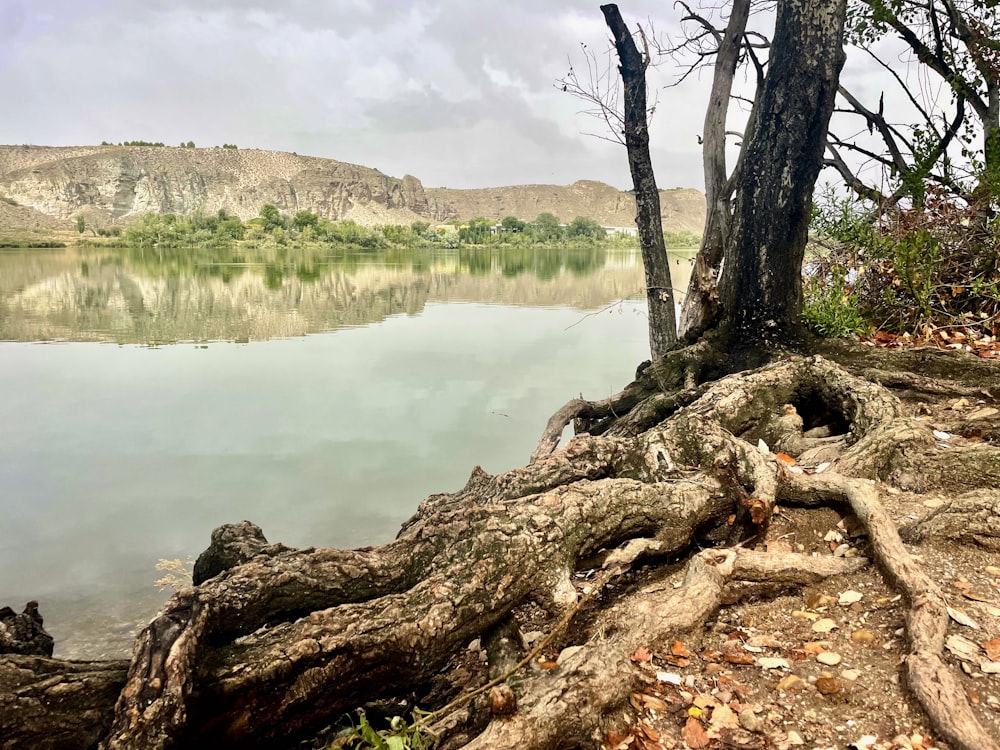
[0,144,705,232]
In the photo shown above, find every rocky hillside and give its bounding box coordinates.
[426,180,706,234]
[0,145,705,232]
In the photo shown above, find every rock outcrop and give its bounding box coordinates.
[0,145,705,231]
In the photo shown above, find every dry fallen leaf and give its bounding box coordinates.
[709,703,740,729]
[982,637,1000,661]
[630,646,652,663]
[946,635,981,662]
[682,717,709,748]
[947,606,980,629]
[776,452,797,465]
[672,640,691,658]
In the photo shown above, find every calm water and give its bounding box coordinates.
[0,244,693,658]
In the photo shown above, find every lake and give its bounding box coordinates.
[0,243,694,658]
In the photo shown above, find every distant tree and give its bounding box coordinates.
[292,210,320,232]
[259,204,285,232]
[567,216,607,240]
[180,141,196,149]
[458,217,494,244]
[529,212,563,241]
[221,144,238,150]
[500,216,526,233]
[410,220,431,236]
[75,216,85,234]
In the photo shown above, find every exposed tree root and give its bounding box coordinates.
[3,352,1000,750]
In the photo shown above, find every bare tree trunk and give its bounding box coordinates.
[718,0,847,341]
[601,4,677,359]
[678,0,751,340]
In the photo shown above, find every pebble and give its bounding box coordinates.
[812,618,839,633]
[838,590,863,605]
[738,708,762,732]
[816,651,842,666]
[841,669,862,681]
[816,675,842,695]
[758,656,791,670]
[851,629,876,643]
[776,674,803,691]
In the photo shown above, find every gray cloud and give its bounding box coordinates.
[0,1,709,189]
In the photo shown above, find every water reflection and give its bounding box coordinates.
[0,244,695,658]
[0,244,687,345]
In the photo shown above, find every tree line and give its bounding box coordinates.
[112,204,697,252]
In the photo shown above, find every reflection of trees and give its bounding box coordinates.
[459,247,494,276]
[0,245,653,343]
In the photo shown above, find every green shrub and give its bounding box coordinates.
[802,268,868,337]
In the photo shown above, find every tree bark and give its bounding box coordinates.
[678,0,751,340]
[601,4,677,359]
[718,0,847,341]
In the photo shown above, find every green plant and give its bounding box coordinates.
[802,268,868,337]
[330,710,431,750]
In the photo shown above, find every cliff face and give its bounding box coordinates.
[0,145,705,231]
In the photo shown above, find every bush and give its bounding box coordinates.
[802,268,868,337]
[810,187,1000,337]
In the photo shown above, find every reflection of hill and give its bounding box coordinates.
[0,248,675,344]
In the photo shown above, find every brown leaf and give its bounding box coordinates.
[605,729,634,749]
[672,640,691,657]
[982,637,1000,661]
[745,497,768,525]
[776,453,797,465]
[631,646,652,664]
[682,717,709,749]
[539,660,559,670]
[723,651,756,665]
[638,724,661,741]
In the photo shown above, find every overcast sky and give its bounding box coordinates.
[0,0,721,190]
[1,1,915,192]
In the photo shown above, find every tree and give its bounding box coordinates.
[566,215,607,240]
[500,215,526,233]
[292,210,319,232]
[528,212,562,241]
[458,217,493,244]
[715,0,846,344]
[259,204,284,233]
[832,0,1000,210]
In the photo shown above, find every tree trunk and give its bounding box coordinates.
[678,0,751,340]
[717,0,847,341]
[601,4,677,359]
